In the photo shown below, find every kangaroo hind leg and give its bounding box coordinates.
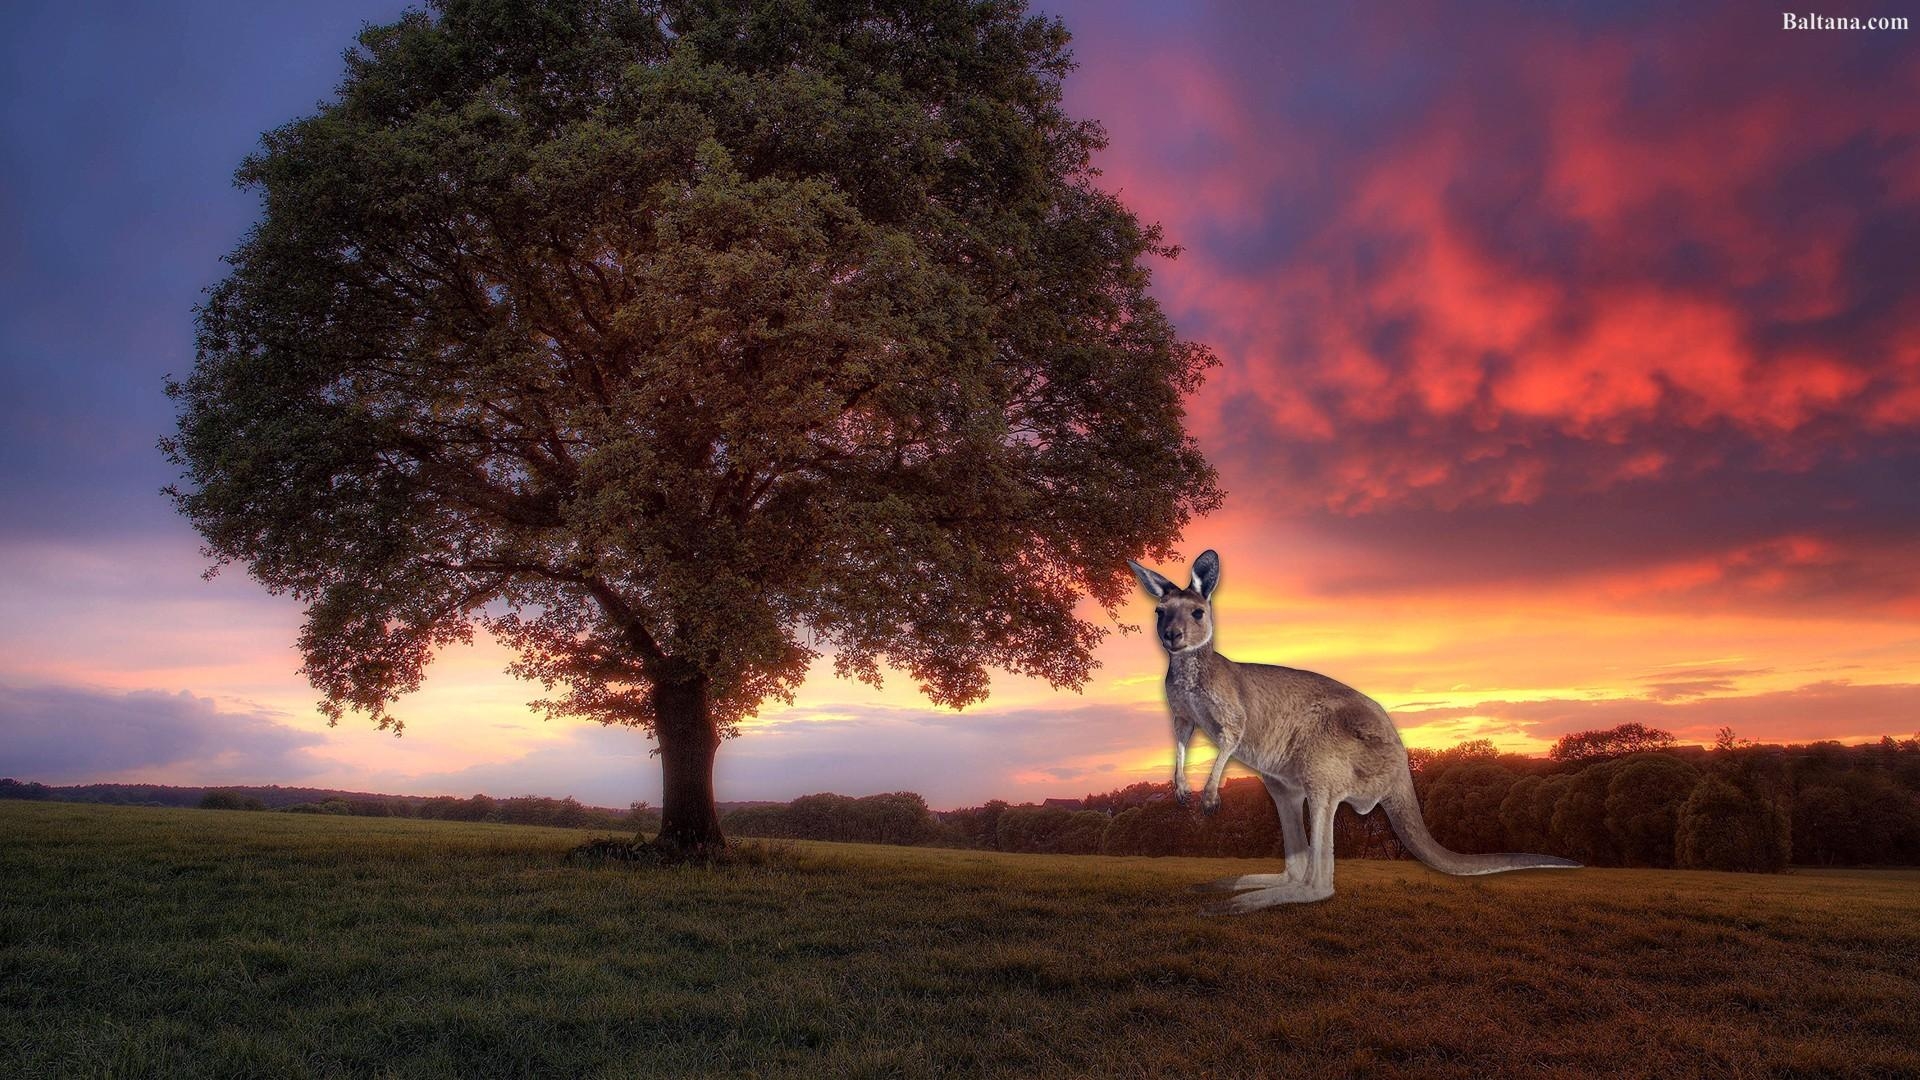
[1193,776,1308,894]
[1201,787,1337,913]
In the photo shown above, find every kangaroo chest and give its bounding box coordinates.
[1166,656,1235,738]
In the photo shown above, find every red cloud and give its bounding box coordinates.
[1071,8,1920,516]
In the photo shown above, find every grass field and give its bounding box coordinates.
[3,802,1917,1079]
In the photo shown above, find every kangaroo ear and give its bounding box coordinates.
[1190,549,1220,599]
[1127,560,1176,599]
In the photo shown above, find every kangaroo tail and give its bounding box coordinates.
[1381,768,1580,875]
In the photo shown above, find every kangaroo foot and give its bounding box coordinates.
[1191,872,1295,893]
[1199,881,1334,914]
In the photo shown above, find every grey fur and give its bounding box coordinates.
[1128,559,1176,599]
[1136,549,1579,912]
[1189,549,1219,599]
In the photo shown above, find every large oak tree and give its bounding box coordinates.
[165,0,1220,853]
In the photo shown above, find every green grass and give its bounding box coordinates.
[3,802,1917,1078]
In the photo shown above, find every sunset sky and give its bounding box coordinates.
[2,1,1916,809]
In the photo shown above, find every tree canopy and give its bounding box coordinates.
[163,0,1220,849]
[1548,722,1677,763]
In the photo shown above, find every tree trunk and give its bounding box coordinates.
[651,676,726,856]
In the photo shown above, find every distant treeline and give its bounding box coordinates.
[0,779,663,833]
[722,727,1920,872]
[12,726,1916,871]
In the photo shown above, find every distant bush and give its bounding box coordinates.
[1794,776,1920,867]
[1550,722,1676,764]
[0,778,54,800]
[1081,782,1169,815]
[1552,760,1624,866]
[199,791,265,811]
[1605,755,1699,867]
[995,805,1072,853]
[937,799,1008,849]
[1499,774,1555,853]
[723,792,939,846]
[626,801,662,834]
[1423,761,1517,854]
[1676,775,1791,873]
[1051,811,1112,855]
[720,805,791,838]
[1100,799,1194,857]
[1407,738,1499,778]
[982,805,1114,855]
[1099,806,1143,855]
[1191,780,1280,858]
[494,795,588,828]
[4,782,652,830]
[853,792,942,846]
[281,798,354,815]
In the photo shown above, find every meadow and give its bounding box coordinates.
[3,801,1916,1079]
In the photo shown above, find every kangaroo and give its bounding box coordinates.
[1129,549,1579,913]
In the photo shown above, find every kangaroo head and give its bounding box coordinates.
[1128,549,1219,654]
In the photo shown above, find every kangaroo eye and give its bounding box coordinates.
[1193,609,1206,619]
